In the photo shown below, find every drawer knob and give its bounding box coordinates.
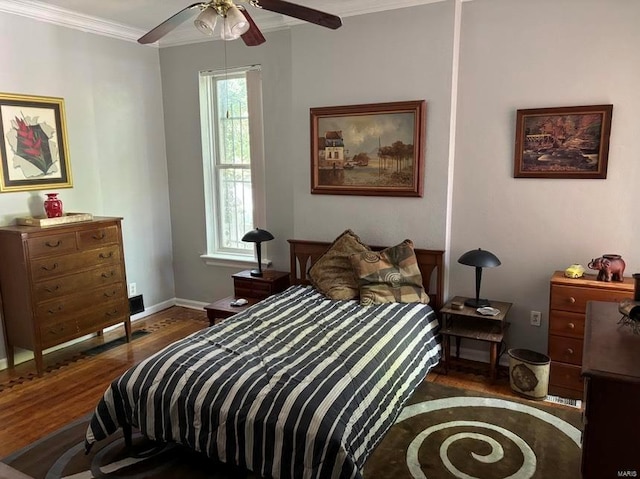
[568,297,576,304]
[566,348,574,355]
[104,290,116,297]
[45,240,61,248]
[45,285,60,293]
[101,271,115,278]
[93,232,106,240]
[41,263,58,272]
[48,305,63,314]
[568,322,575,329]
[99,252,114,259]
[106,309,119,317]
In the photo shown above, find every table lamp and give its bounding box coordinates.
[242,228,274,277]
[458,248,501,308]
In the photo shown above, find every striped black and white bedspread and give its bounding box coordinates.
[85,285,441,479]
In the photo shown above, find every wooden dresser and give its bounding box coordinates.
[548,271,634,399]
[0,217,131,376]
[581,301,640,478]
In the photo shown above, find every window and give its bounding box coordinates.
[199,66,266,266]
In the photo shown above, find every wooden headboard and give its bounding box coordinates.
[287,239,445,311]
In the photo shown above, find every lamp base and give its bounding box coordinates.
[464,298,490,308]
[249,269,263,277]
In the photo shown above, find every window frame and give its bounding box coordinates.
[198,65,267,268]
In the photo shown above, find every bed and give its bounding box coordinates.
[85,237,444,479]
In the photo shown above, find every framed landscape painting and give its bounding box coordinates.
[310,100,426,196]
[513,104,613,179]
[0,92,73,192]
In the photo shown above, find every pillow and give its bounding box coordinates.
[308,229,370,300]
[350,239,430,306]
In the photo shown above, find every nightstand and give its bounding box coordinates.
[204,296,260,326]
[439,296,512,382]
[204,269,290,326]
[232,269,290,300]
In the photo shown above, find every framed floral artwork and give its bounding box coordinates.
[0,92,73,192]
[310,100,426,196]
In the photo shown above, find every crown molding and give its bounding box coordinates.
[326,0,445,18]
[0,0,143,42]
[0,0,458,47]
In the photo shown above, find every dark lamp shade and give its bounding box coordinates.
[458,249,501,268]
[241,228,274,243]
[458,248,501,308]
[242,228,274,277]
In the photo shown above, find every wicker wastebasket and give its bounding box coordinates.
[508,348,550,399]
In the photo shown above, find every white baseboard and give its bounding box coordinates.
[175,298,208,310]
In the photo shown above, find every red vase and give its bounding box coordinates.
[44,193,63,218]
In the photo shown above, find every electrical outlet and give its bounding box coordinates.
[128,283,137,297]
[530,310,541,327]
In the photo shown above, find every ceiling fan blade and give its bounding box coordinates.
[254,0,342,30]
[240,8,267,46]
[138,2,207,44]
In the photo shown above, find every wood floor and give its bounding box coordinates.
[0,306,525,459]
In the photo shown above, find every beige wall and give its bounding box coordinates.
[162,0,640,360]
[452,0,640,355]
[290,3,455,249]
[0,11,174,364]
[159,30,294,302]
[2,0,638,366]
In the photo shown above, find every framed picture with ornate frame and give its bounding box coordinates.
[513,104,613,179]
[310,100,426,196]
[0,92,73,192]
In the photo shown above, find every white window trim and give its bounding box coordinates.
[201,252,272,269]
[198,65,268,267]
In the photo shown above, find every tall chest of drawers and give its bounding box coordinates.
[548,271,633,399]
[0,217,131,376]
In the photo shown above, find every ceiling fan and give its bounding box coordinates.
[138,0,342,46]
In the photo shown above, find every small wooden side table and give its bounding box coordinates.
[204,269,290,326]
[439,296,512,382]
[204,296,260,326]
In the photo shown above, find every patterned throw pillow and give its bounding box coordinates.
[308,229,371,300]
[350,239,430,306]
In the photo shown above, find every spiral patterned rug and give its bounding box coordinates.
[1,382,581,479]
[365,382,582,478]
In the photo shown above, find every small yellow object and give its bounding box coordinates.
[565,264,585,278]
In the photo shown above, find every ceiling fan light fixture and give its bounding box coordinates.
[221,5,250,40]
[194,7,218,36]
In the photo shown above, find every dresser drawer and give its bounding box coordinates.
[27,232,77,257]
[30,246,122,281]
[39,300,128,348]
[551,284,632,313]
[0,217,130,376]
[549,361,584,392]
[77,225,119,250]
[549,310,585,339]
[33,265,124,302]
[549,335,583,365]
[35,282,126,323]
